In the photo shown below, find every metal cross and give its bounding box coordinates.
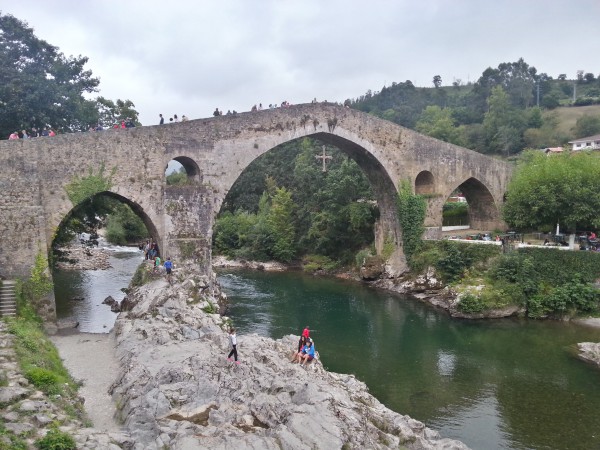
[315,145,333,172]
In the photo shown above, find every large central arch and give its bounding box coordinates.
[214,133,407,274]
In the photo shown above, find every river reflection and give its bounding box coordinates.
[218,269,600,450]
[53,247,142,333]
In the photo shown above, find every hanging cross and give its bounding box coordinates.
[315,145,333,172]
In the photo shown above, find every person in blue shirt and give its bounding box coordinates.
[299,339,315,366]
[164,257,173,283]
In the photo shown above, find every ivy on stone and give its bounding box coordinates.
[396,180,426,265]
[64,164,115,206]
[19,250,53,310]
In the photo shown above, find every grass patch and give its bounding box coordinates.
[0,422,28,450]
[5,313,86,421]
[546,104,600,136]
[35,427,76,450]
[130,261,152,287]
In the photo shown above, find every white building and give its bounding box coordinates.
[568,134,600,151]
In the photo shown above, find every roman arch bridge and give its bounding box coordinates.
[0,103,512,287]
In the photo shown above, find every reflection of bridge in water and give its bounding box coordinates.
[0,103,512,317]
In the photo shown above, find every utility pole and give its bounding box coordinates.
[536,81,540,107]
[573,81,577,103]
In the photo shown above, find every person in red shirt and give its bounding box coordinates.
[302,326,310,339]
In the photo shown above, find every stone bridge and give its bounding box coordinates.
[0,103,512,311]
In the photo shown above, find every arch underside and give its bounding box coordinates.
[415,170,435,195]
[221,131,408,274]
[169,156,202,182]
[53,191,160,251]
[454,177,501,230]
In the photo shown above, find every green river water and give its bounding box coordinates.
[53,251,600,450]
[218,269,600,450]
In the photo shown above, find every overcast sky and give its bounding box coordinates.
[4,0,600,125]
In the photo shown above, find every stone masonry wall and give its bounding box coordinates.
[0,104,513,280]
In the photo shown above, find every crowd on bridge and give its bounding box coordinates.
[5,99,347,140]
[8,127,56,139]
[88,117,138,131]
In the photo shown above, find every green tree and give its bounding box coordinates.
[572,114,600,138]
[503,150,600,232]
[166,167,188,185]
[396,181,426,264]
[483,86,525,155]
[105,202,148,245]
[433,75,442,88]
[267,187,296,262]
[0,13,99,137]
[96,97,141,128]
[0,13,140,137]
[416,105,464,145]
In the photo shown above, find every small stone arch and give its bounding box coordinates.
[415,170,435,195]
[166,156,202,183]
[446,177,502,231]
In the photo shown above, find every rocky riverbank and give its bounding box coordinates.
[0,322,132,449]
[55,246,112,270]
[107,266,468,449]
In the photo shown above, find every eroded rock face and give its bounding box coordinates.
[109,271,469,450]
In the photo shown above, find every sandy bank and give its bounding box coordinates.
[50,332,121,432]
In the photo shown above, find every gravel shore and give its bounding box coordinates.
[50,331,121,432]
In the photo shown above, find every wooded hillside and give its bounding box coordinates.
[348,59,600,156]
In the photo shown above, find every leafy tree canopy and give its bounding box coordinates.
[415,105,464,145]
[503,150,600,232]
[0,13,139,137]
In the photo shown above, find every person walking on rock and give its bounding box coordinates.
[227,328,239,364]
[164,257,173,283]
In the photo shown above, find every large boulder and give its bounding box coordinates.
[360,255,384,280]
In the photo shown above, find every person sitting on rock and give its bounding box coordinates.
[291,335,307,362]
[299,339,315,366]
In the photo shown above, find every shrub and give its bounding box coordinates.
[409,241,444,273]
[545,279,599,315]
[35,428,76,450]
[517,248,600,285]
[25,367,61,393]
[355,249,372,268]
[457,293,486,313]
[302,254,338,272]
[130,262,151,287]
[436,243,467,282]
